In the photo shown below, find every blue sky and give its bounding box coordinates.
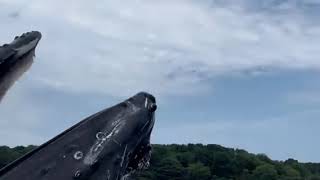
[0,0,320,162]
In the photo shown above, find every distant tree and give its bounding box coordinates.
[285,159,299,165]
[308,175,320,180]
[154,156,186,180]
[187,162,211,180]
[0,146,21,168]
[253,164,278,180]
[176,152,195,167]
[283,165,301,177]
[211,152,234,178]
[256,153,273,164]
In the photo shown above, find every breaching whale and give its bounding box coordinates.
[0,31,41,101]
[0,92,157,180]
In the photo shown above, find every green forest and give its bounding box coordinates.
[1,144,320,180]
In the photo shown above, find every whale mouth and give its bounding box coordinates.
[125,135,153,174]
[123,103,156,178]
[0,31,42,66]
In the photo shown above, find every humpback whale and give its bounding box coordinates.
[0,31,41,101]
[0,92,157,180]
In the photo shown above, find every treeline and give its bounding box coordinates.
[136,144,320,180]
[1,144,320,180]
[0,145,36,168]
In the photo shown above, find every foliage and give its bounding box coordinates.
[1,144,320,180]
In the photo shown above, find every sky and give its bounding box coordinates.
[0,0,320,162]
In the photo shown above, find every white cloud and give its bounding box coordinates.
[0,0,320,97]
